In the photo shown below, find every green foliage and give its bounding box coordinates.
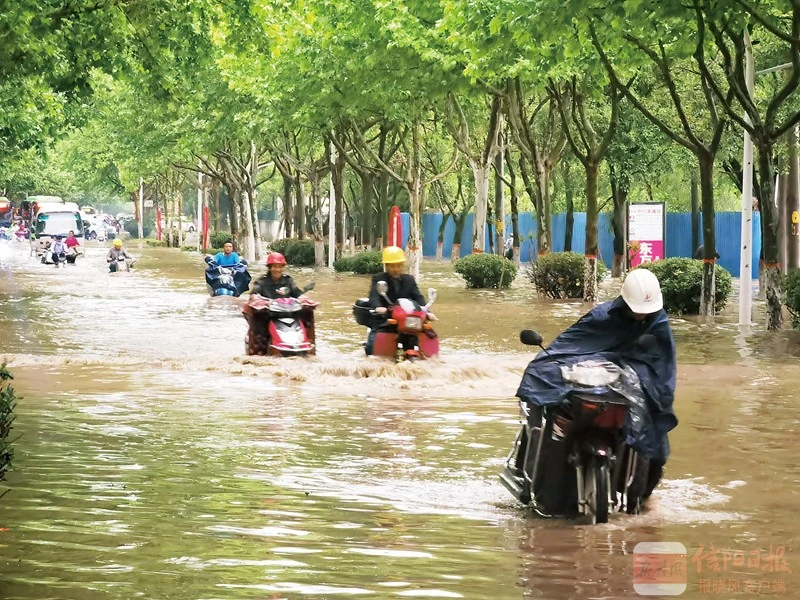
[636,259,732,315]
[333,251,384,274]
[123,219,153,239]
[209,231,233,249]
[145,240,166,247]
[269,238,317,266]
[783,270,800,328]
[0,363,19,488]
[454,253,518,289]
[526,252,608,298]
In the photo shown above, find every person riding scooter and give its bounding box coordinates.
[515,268,677,506]
[206,240,240,266]
[364,246,435,355]
[251,252,308,300]
[51,235,68,266]
[107,239,134,272]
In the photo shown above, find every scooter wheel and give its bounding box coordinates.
[586,457,610,524]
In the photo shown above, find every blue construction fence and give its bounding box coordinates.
[398,211,762,278]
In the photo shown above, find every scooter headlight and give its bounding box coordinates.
[404,316,423,331]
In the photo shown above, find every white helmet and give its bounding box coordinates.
[621,269,663,314]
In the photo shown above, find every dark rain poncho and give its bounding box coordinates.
[516,297,678,461]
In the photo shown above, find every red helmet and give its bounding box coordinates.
[266,252,287,266]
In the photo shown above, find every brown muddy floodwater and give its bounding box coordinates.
[0,241,799,600]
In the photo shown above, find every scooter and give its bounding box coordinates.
[243,283,319,356]
[499,330,656,524]
[204,258,252,297]
[353,281,439,362]
[109,255,135,273]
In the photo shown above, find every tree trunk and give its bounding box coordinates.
[471,161,490,253]
[452,210,468,261]
[177,194,184,248]
[295,180,306,239]
[494,142,505,255]
[282,174,294,238]
[583,162,600,303]
[698,153,717,316]
[377,170,389,247]
[212,180,221,232]
[436,213,450,261]
[240,191,256,262]
[564,160,574,252]
[518,158,540,256]
[535,160,552,254]
[248,189,262,261]
[778,173,789,272]
[610,167,628,278]
[507,147,520,265]
[407,186,422,280]
[361,171,374,249]
[755,140,783,329]
[333,147,346,246]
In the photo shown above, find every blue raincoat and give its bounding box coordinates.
[516,297,678,460]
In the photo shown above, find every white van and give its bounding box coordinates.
[32,202,85,256]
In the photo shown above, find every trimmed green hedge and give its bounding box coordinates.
[269,238,318,266]
[209,231,233,249]
[454,253,518,289]
[636,258,732,314]
[0,363,18,490]
[784,269,800,328]
[333,251,383,274]
[525,252,607,299]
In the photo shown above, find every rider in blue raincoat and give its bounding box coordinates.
[516,268,677,467]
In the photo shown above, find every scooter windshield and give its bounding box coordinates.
[397,298,419,312]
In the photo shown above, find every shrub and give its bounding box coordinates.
[783,269,800,328]
[454,253,518,289]
[145,240,166,247]
[209,231,233,249]
[0,363,18,490]
[123,219,153,239]
[525,252,608,299]
[334,250,383,274]
[636,258,732,314]
[269,238,318,266]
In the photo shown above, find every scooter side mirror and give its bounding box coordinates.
[427,288,438,306]
[520,329,544,347]
[303,282,315,292]
[376,281,388,295]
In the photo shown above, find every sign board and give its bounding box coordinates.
[627,202,666,269]
[144,199,154,208]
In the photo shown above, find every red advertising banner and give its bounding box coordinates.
[628,202,666,269]
[388,205,402,247]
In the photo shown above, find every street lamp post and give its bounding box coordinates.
[739,31,791,328]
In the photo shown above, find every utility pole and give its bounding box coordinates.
[739,30,755,327]
[197,169,203,253]
[328,139,336,269]
[138,177,144,239]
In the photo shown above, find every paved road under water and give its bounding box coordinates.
[0,241,798,599]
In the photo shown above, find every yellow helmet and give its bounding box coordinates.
[113,239,123,247]
[381,246,406,264]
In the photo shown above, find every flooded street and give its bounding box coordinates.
[1,241,799,599]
